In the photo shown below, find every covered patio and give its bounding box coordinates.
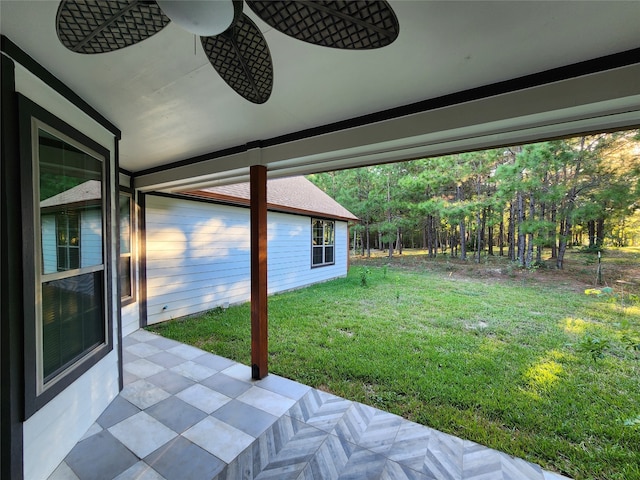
[2,1,640,479]
[51,329,567,480]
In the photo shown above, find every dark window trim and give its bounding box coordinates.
[18,94,113,418]
[1,53,24,480]
[1,35,121,139]
[138,192,148,328]
[119,187,136,307]
[311,218,336,268]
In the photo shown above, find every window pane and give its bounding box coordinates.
[119,194,131,254]
[120,256,131,298]
[41,271,105,381]
[324,222,334,246]
[325,246,334,264]
[312,246,323,265]
[312,220,323,246]
[39,129,102,273]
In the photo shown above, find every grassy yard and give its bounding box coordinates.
[149,251,640,480]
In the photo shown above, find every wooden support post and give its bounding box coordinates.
[250,165,268,379]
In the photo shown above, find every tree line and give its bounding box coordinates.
[307,130,640,269]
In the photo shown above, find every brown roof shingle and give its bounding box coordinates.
[185,176,358,221]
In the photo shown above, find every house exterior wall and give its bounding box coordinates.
[13,62,120,480]
[80,207,103,267]
[41,215,56,274]
[119,173,141,337]
[145,194,349,325]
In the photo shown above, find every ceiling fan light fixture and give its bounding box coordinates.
[157,0,241,36]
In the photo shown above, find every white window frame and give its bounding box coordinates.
[311,218,335,267]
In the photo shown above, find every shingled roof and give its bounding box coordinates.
[40,180,101,209]
[184,176,358,222]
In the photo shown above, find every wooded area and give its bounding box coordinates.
[308,130,640,269]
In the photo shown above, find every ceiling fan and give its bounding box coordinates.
[56,0,400,104]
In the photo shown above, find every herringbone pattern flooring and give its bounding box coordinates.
[50,330,571,480]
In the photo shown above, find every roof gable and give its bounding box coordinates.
[184,176,357,221]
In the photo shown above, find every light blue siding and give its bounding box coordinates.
[145,195,349,325]
[80,207,102,267]
[41,214,57,274]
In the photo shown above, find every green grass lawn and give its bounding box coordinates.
[149,261,640,480]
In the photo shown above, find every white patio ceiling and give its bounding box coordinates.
[1,1,639,191]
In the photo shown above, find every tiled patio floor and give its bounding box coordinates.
[49,329,571,480]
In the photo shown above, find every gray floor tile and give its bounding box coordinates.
[192,352,236,371]
[113,461,166,480]
[212,399,278,437]
[336,446,387,480]
[221,362,253,381]
[123,370,139,386]
[146,336,183,350]
[237,386,297,417]
[380,460,433,480]
[96,396,140,429]
[123,350,140,363]
[146,369,196,394]
[126,342,162,358]
[121,379,171,410]
[79,422,103,441]
[146,395,207,433]
[176,383,231,414]
[300,433,357,480]
[145,436,226,480]
[201,372,252,398]
[122,335,138,347]
[170,360,216,381]
[167,343,206,360]
[146,351,187,369]
[256,374,311,400]
[48,461,80,480]
[109,411,178,459]
[128,330,159,342]
[124,358,166,379]
[65,430,138,480]
[288,389,353,433]
[183,416,255,463]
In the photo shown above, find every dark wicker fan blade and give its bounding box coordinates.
[56,0,170,54]
[201,14,273,104]
[246,0,399,50]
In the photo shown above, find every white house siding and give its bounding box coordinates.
[120,173,141,337]
[145,195,349,325]
[267,211,348,293]
[15,62,120,480]
[80,206,103,267]
[41,214,57,274]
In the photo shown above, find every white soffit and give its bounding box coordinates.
[1,1,640,176]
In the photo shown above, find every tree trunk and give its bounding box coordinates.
[596,218,605,248]
[587,220,596,248]
[517,191,525,266]
[557,218,571,269]
[537,202,545,264]
[526,195,535,268]
[475,208,482,263]
[457,185,467,260]
[508,202,516,261]
[366,224,371,257]
[487,207,494,256]
[499,219,504,257]
[397,227,403,255]
[550,206,557,258]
